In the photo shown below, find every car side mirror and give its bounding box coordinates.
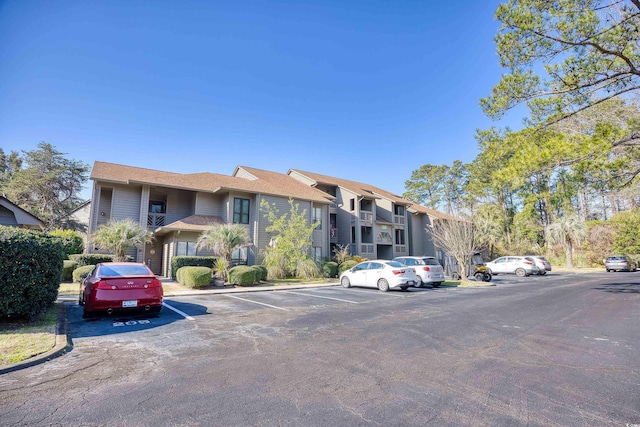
[80,273,88,280]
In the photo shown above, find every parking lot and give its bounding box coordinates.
[4,271,638,426]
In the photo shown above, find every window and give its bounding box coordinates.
[394,205,404,215]
[312,207,322,230]
[149,201,166,213]
[395,229,405,245]
[350,198,355,211]
[312,247,322,261]
[231,247,248,265]
[176,242,197,256]
[233,198,250,224]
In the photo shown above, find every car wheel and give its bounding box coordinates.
[539,271,547,275]
[451,272,461,281]
[606,269,610,272]
[400,286,408,291]
[377,278,390,292]
[474,272,484,282]
[414,278,423,288]
[515,268,526,277]
[341,276,351,288]
[483,273,492,282]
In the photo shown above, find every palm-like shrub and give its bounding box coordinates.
[90,218,153,262]
[196,224,250,281]
[546,215,587,268]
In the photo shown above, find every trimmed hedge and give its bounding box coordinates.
[322,261,339,278]
[62,260,78,282]
[176,266,212,288]
[72,265,95,283]
[0,226,64,319]
[250,265,268,281]
[49,229,84,259]
[70,253,114,267]
[228,265,257,286]
[338,260,358,274]
[171,256,218,279]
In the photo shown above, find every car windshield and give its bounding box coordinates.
[607,256,625,261]
[98,265,151,277]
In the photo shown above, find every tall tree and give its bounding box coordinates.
[1,143,89,230]
[483,0,640,129]
[428,218,484,283]
[403,161,469,215]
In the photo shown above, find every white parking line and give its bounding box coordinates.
[223,294,289,311]
[282,291,359,304]
[163,302,195,320]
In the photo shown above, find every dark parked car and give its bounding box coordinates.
[604,256,637,272]
[79,262,163,318]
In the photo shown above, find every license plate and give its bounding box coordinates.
[122,300,138,308]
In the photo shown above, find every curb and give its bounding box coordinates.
[162,281,341,297]
[0,301,72,375]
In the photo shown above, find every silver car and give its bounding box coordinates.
[393,256,445,288]
[486,256,538,277]
[527,256,552,275]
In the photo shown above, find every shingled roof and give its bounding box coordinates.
[91,161,333,204]
[288,169,414,206]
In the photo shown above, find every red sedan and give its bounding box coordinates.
[79,262,163,318]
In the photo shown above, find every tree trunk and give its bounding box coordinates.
[564,241,574,268]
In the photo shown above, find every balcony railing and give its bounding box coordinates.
[330,227,338,241]
[360,211,373,225]
[361,243,374,254]
[395,244,407,253]
[147,213,166,229]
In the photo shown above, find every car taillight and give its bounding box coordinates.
[96,280,115,290]
[392,269,405,275]
[524,261,533,265]
[148,278,162,288]
[422,266,431,272]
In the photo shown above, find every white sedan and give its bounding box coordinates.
[340,260,418,291]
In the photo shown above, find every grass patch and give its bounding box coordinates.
[58,282,79,299]
[0,304,58,366]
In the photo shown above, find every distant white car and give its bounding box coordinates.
[340,260,418,291]
[486,256,538,277]
[393,256,445,288]
[527,256,552,275]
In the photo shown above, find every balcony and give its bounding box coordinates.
[359,211,373,226]
[330,227,338,242]
[360,243,374,255]
[147,213,166,229]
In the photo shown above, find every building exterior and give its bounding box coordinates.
[87,161,456,277]
[287,169,457,261]
[0,196,44,230]
[87,162,333,277]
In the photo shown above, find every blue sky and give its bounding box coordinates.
[0,0,524,200]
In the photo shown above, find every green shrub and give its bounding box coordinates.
[321,261,338,278]
[72,265,95,283]
[49,229,84,259]
[62,260,78,282]
[171,256,217,279]
[228,266,257,286]
[70,253,114,267]
[338,260,358,274]
[0,226,64,319]
[251,265,268,281]
[176,266,212,288]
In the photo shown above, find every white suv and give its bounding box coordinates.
[486,256,538,277]
[393,256,445,287]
